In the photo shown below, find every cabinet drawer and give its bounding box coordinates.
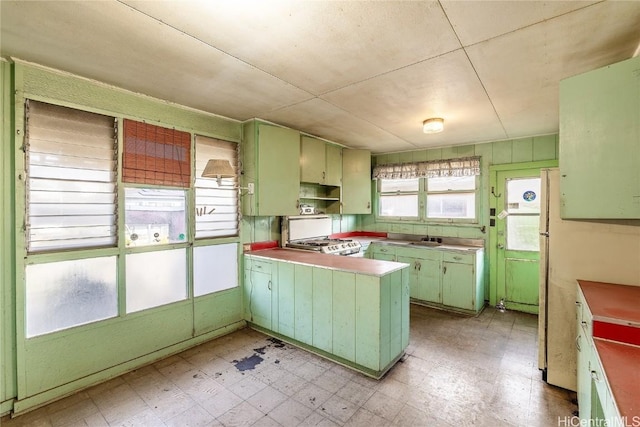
[442,251,474,264]
[369,244,395,255]
[248,259,272,274]
[395,246,441,261]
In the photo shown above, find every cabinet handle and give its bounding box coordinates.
[380,248,388,252]
[256,265,262,269]
[581,321,588,330]
[296,199,300,209]
[268,280,272,291]
[576,335,581,352]
[590,370,600,382]
[417,262,421,271]
[367,201,371,209]
[322,171,325,180]
[575,301,581,307]
[443,266,447,274]
[453,256,462,261]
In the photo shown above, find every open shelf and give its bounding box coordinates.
[299,183,341,214]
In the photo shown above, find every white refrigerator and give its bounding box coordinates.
[538,168,640,391]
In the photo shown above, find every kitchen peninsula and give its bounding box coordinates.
[243,248,409,379]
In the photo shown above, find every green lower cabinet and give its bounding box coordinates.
[243,254,409,378]
[372,244,484,314]
[442,261,475,311]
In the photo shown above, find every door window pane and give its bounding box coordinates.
[507,178,541,214]
[379,194,418,217]
[507,215,540,251]
[125,188,187,247]
[26,257,117,337]
[427,193,475,219]
[126,249,187,313]
[194,243,238,296]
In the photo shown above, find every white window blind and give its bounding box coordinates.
[25,100,117,252]
[194,135,239,238]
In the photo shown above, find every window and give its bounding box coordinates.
[378,178,419,217]
[26,100,117,252]
[426,176,476,219]
[124,188,187,246]
[194,135,239,238]
[374,157,480,222]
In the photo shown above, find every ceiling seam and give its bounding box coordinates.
[438,0,509,139]
[115,0,317,99]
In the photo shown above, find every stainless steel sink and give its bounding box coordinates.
[409,241,441,247]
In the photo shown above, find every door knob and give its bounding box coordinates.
[497,244,504,249]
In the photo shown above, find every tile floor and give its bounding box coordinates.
[1,305,577,427]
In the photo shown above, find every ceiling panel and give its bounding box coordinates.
[321,49,508,149]
[0,0,313,120]
[262,98,416,153]
[442,0,598,46]
[467,0,640,138]
[121,0,462,95]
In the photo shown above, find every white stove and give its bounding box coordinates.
[282,216,362,256]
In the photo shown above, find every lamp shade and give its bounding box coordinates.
[202,159,235,178]
[423,118,444,134]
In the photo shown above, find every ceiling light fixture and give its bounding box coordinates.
[423,118,444,134]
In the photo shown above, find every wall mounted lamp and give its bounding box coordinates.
[423,118,444,134]
[201,159,253,194]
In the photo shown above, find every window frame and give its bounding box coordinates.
[376,175,480,224]
[377,178,421,220]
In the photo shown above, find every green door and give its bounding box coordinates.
[496,169,541,314]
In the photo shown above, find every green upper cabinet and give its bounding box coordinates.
[559,56,640,219]
[242,121,301,216]
[300,135,342,186]
[342,149,372,214]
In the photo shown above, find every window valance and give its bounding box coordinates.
[373,156,480,179]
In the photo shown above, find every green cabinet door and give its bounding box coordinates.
[442,261,475,311]
[246,269,273,329]
[559,56,640,219]
[397,255,420,298]
[342,149,371,214]
[300,135,326,184]
[300,136,342,187]
[241,121,300,216]
[325,143,342,187]
[419,257,442,303]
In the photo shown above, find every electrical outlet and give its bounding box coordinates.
[247,183,254,194]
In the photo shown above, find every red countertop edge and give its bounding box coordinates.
[248,240,279,251]
[593,321,640,347]
[330,231,388,239]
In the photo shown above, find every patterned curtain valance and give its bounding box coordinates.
[373,156,480,179]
